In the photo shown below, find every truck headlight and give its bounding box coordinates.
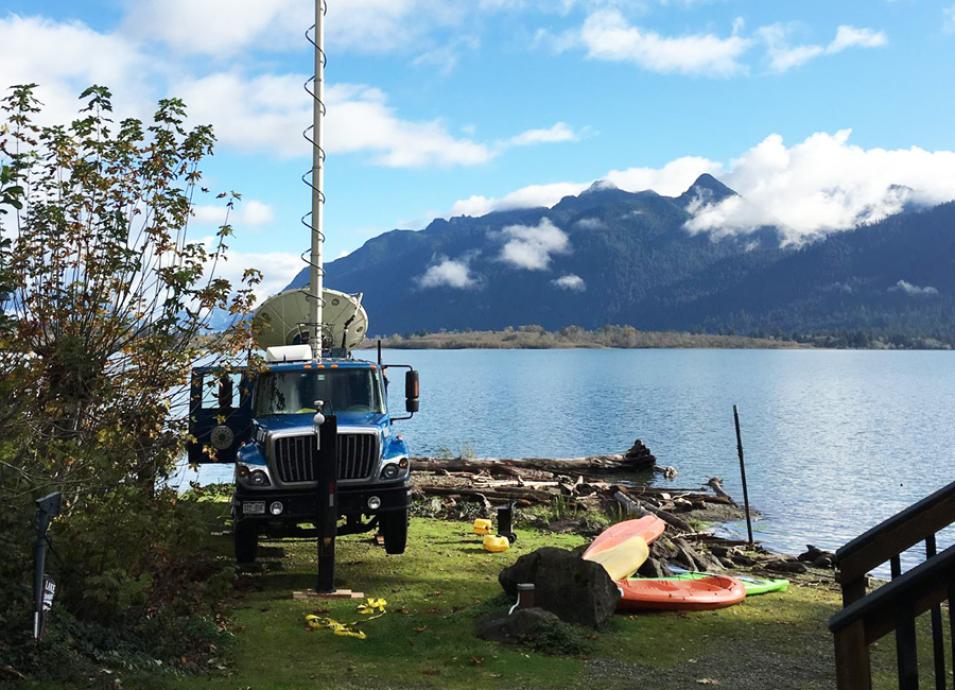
[381,464,399,480]
[250,470,271,487]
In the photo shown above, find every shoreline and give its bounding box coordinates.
[361,328,953,351]
[410,453,837,588]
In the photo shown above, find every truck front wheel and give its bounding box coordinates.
[380,508,408,555]
[234,520,259,564]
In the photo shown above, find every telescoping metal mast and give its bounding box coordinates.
[305,0,326,357]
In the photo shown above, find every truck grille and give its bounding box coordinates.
[272,433,378,484]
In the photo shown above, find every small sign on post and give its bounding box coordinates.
[33,492,61,642]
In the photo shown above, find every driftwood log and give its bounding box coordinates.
[410,438,656,476]
[410,440,745,548]
[613,490,693,534]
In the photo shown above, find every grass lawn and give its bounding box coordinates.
[18,509,949,690]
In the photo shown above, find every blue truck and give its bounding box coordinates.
[188,293,420,564]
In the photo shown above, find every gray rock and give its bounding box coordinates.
[499,547,621,628]
[767,558,809,574]
[477,608,562,644]
[637,556,672,579]
[798,544,835,563]
[731,552,757,566]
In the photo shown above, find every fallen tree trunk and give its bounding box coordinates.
[412,455,648,476]
[411,439,656,476]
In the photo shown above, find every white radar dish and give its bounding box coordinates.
[253,288,368,352]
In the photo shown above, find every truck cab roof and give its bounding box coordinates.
[265,358,378,373]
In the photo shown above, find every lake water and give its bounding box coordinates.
[181,348,955,565]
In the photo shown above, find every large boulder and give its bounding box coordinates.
[499,547,620,628]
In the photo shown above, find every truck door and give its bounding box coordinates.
[187,367,254,464]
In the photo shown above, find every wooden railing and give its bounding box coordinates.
[829,480,955,690]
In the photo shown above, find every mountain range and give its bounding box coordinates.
[287,174,955,344]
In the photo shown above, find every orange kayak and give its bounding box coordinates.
[617,574,746,612]
[582,516,666,559]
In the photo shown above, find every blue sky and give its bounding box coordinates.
[2,0,955,295]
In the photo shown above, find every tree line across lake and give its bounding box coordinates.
[368,325,952,350]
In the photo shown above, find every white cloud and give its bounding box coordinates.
[450,156,718,216]
[412,36,480,76]
[604,156,722,195]
[575,217,605,229]
[498,218,570,270]
[759,23,887,73]
[325,84,493,167]
[123,0,467,57]
[945,4,955,33]
[178,75,491,165]
[2,13,575,170]
[328,0,464,54]
[418,256,478,289]
[829,25,887,52]
[212,248,304,305]
[123,0,301,57]
[452,182,590,216]
[546,11,886,77]
[241,200,276,226]
[685,130,955,241]
[0,15,150,123]
[891,280,939,297]
[194,199,275,227]
[178,74,577,166]
[450,130,955,243]
[504,122,579,147]
[553,274,586,291]
[577,9,751,76]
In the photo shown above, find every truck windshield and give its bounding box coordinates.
[255,369,384,416]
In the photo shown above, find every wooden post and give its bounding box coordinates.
[733,405,754,546]
[834,623,873,690]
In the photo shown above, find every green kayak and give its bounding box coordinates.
[630,572,789,596]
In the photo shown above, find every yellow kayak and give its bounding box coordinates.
[581,516,665,580]
[583,534,650,580]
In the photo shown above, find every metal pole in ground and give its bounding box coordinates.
[733,405,755,546]
[308,0,326,358]
[33,492,61,641]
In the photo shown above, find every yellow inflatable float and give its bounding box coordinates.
[483,534,510,553]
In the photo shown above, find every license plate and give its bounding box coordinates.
[242,501,266,515]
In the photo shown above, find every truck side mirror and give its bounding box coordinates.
[405,370,419,413]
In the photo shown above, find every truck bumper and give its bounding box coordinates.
[234,480,413,524]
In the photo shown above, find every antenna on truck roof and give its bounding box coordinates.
[250,0,368,359]
[303,0,327,359]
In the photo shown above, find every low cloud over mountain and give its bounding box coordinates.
[288,174,955,341]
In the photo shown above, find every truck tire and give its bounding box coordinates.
[234,520,259,564]
[380,508,408,555]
